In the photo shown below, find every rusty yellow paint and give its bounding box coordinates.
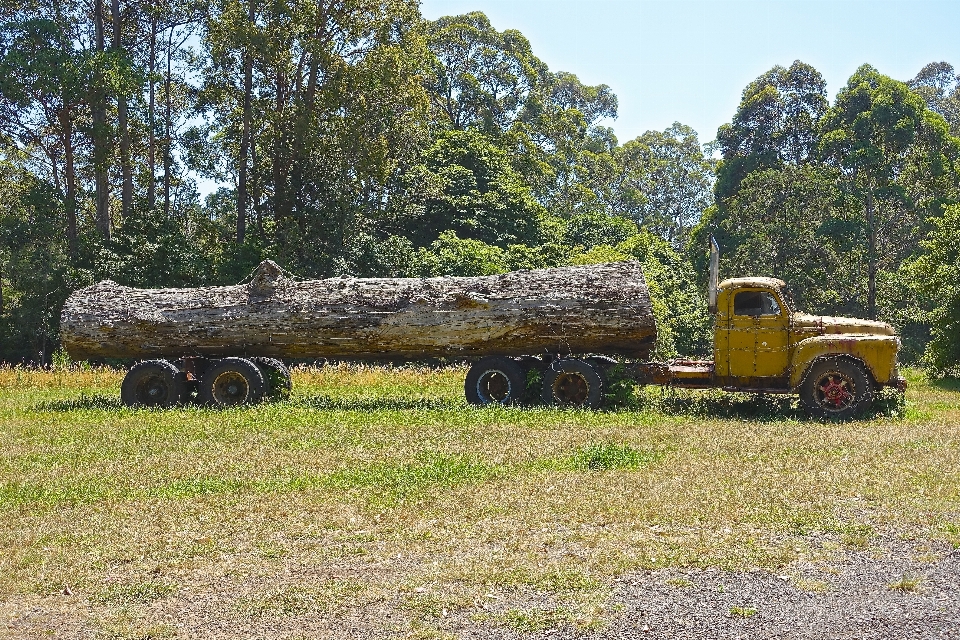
[788,334,900,387]
[713,278,901,390]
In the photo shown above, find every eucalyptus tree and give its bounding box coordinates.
[820,64,960,319]
[909,61,960,136]
[715,60,828,202]
[424,11,546,134]
[908,203,960,372]
[0,3,90,257]
[613,123,714,246]
[199,0,431,276]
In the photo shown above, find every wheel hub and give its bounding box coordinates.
[817,374,854,409]
[136,375,169,406]
[478,370,511,403]
[213,371,249,405]
[553,372,589,406]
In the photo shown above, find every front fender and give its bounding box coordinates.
[789,334,900,389]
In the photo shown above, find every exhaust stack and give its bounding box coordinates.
[708,235,720,313]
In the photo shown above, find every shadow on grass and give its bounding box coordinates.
[636,387,904,422]
[638,389,804,421]
[929,376,960,392]
[295,395,463,412]
[37,394,122,411]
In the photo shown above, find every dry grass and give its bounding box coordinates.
[0,364,958,637]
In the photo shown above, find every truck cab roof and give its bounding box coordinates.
[718,277,786,291]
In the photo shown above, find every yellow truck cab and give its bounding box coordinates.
[708,276,903,418]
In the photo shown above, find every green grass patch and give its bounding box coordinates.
[568,442,663,471]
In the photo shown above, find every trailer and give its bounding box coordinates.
[61,239,906,419]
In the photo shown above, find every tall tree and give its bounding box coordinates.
[909,61,960,136]
[199,0,431,276]
[236,0,255,243]
[111,0,133,221]
[820,64,960,319]
[715,60,827,202]
[92,0,111,239]
[0,7,88,257]
[614,123,714,246]
[908,203,960,372]
[424,11,546,134]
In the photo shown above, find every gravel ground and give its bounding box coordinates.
[456,538,960,640]
[4,538,959,639]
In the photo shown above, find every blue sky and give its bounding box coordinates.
[420,0,960,146]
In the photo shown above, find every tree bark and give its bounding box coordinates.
[59,107,78,259]
[148,15,157,210]
[61,261,658,361]
[93,0,111,239]
[112,0,132,221]
[865,183,877,320]
[237,0,255,243]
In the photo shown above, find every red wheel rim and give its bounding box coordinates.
[814,371,855,411]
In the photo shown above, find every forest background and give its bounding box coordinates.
[2,0,960,372]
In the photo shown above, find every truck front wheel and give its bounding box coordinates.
[800,357,871,420]
[542,359,604,409]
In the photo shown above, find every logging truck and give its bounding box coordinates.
[60,238,905,419]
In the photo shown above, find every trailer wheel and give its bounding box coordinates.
[121,360,187,408]
[252,357,292,400]
[799,357,871,421]
[200,357,266,407]
[465,357,526,406]
[542,359,604,409]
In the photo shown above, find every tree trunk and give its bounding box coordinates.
[272,71,287,225]
[59,108,78,259]
[148,16,157,210]
[163,24,174,218]
[61,261,658,361]
[112,0,132,221]
[237,0,255,243]
[93,0,111,239]
[865,184,877,320]
[252,123,263,237]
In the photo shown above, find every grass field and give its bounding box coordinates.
[1,364,958,638]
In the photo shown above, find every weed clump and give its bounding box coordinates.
[570,442,661,471]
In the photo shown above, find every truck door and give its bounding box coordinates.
[726,289,790,384]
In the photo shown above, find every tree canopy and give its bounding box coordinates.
[1,4,959,372]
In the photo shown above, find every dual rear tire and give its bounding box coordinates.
[465,356,606,409]
[121,357,291,408]
[120,360,188,408]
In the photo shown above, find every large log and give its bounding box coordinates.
[60,260,658,361]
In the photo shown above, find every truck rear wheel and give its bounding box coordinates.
[200,357,266,407]
[121,360,187,408]
[800,357,871,420]
[465,357,525,406]
[542,359,604,409]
